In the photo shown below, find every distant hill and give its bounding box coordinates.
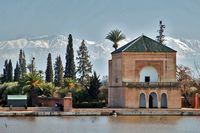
[0,35,199,77]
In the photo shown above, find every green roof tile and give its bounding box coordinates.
[112,35,176,54]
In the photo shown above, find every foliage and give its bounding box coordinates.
[27,57,36,73]
[0,82,21,106]
[64,77,76,90]
[72,89,90,104]
[7,60,13,82]
[39,82,55,97]
[54,56,64,87]
[19,72,43,106]
[19,49,27,76]
[45,53,53,83]
[76,40,92,88]
[2,60,8,83]
[88,71,101,100]
[54,88,68,98]
[105,29,125,50]
[73,101,105,108]
[177,65,196,107]
[64,34,76,79]
[14,62,20,82]
[98,85,108,104]
[2,59,13,82]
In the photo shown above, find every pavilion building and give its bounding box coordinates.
[108,35,181,108]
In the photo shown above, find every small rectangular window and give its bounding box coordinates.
[115,77,118,83]
[145,76,150,82]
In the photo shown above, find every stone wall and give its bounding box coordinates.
[36,96,72,112]
[37,97,63,107]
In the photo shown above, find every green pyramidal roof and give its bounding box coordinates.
[112,35,176,54]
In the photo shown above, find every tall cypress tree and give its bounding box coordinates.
[2,60,8,83]
[19,49,26,76]
[14,61,20,82]
[54,56,64,87]
[7,59,13,82]
[76,40,92,88]
[45,53,53,83]
[64,34,76,79]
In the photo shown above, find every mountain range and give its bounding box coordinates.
[0,35,199,77]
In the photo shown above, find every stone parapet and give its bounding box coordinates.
[122,82,180,88]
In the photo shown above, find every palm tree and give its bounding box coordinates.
[105,29,125,50]
[19,72,43,106]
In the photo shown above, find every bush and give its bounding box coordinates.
[73,101,105,108]
[0,82,21,106]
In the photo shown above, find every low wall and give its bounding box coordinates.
[37,97,63,107]
[1,108,200,116]
[36,96,72,112]
[0,107,56,111]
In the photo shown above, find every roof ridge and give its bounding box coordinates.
[122,35,142,52]
[111,35,176,54]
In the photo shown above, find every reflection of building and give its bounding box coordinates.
[108,35,181,108]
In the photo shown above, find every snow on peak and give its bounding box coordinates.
[0,35,200,76]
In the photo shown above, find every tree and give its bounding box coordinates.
[76,40,92,88]
[2,59,12,82]
[2,60,8,83]
[19,72,43,106]
[19,49,27,76]
[64,34,76,79]
[105,29,125,50]
[7,59,13,82]
[54,56,64,87]
[88,71,101,100]
[177,65,195,107]
[156,20,166,45]
[27,57,36,73]
[45,53,53,83]
[64,77,76,90]
[14,62,21,82]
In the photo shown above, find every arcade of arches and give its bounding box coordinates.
[139,92,167,108]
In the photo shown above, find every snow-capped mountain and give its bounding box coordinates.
[0,35,199,77]
[166,36,200,73]
[0,35,119,76]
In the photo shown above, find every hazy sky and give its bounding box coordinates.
[0,0,200,41]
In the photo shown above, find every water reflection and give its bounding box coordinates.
[109,116,181,125]
[0,116,200,133]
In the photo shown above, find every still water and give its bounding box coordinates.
[0,116,200,133]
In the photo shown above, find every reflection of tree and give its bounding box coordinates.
[8,116,36,122]
[109,116,180,125]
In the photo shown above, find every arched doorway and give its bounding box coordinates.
[139,66,159,82]
[149,92,158,108]
[139,93,146,108]
[161,93,168,108]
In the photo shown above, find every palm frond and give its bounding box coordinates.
[105,29,125,44]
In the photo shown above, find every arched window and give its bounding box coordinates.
[139,66,158,82]
[149,92,158,108]
[161,93,168,108]
[139,93,146,108]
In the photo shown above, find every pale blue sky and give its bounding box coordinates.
[0,0,200,41]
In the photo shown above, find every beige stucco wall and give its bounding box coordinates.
[124,87,181,109]
[110,52,177,84]
[108,51,181,109]
[108,87,125,107]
